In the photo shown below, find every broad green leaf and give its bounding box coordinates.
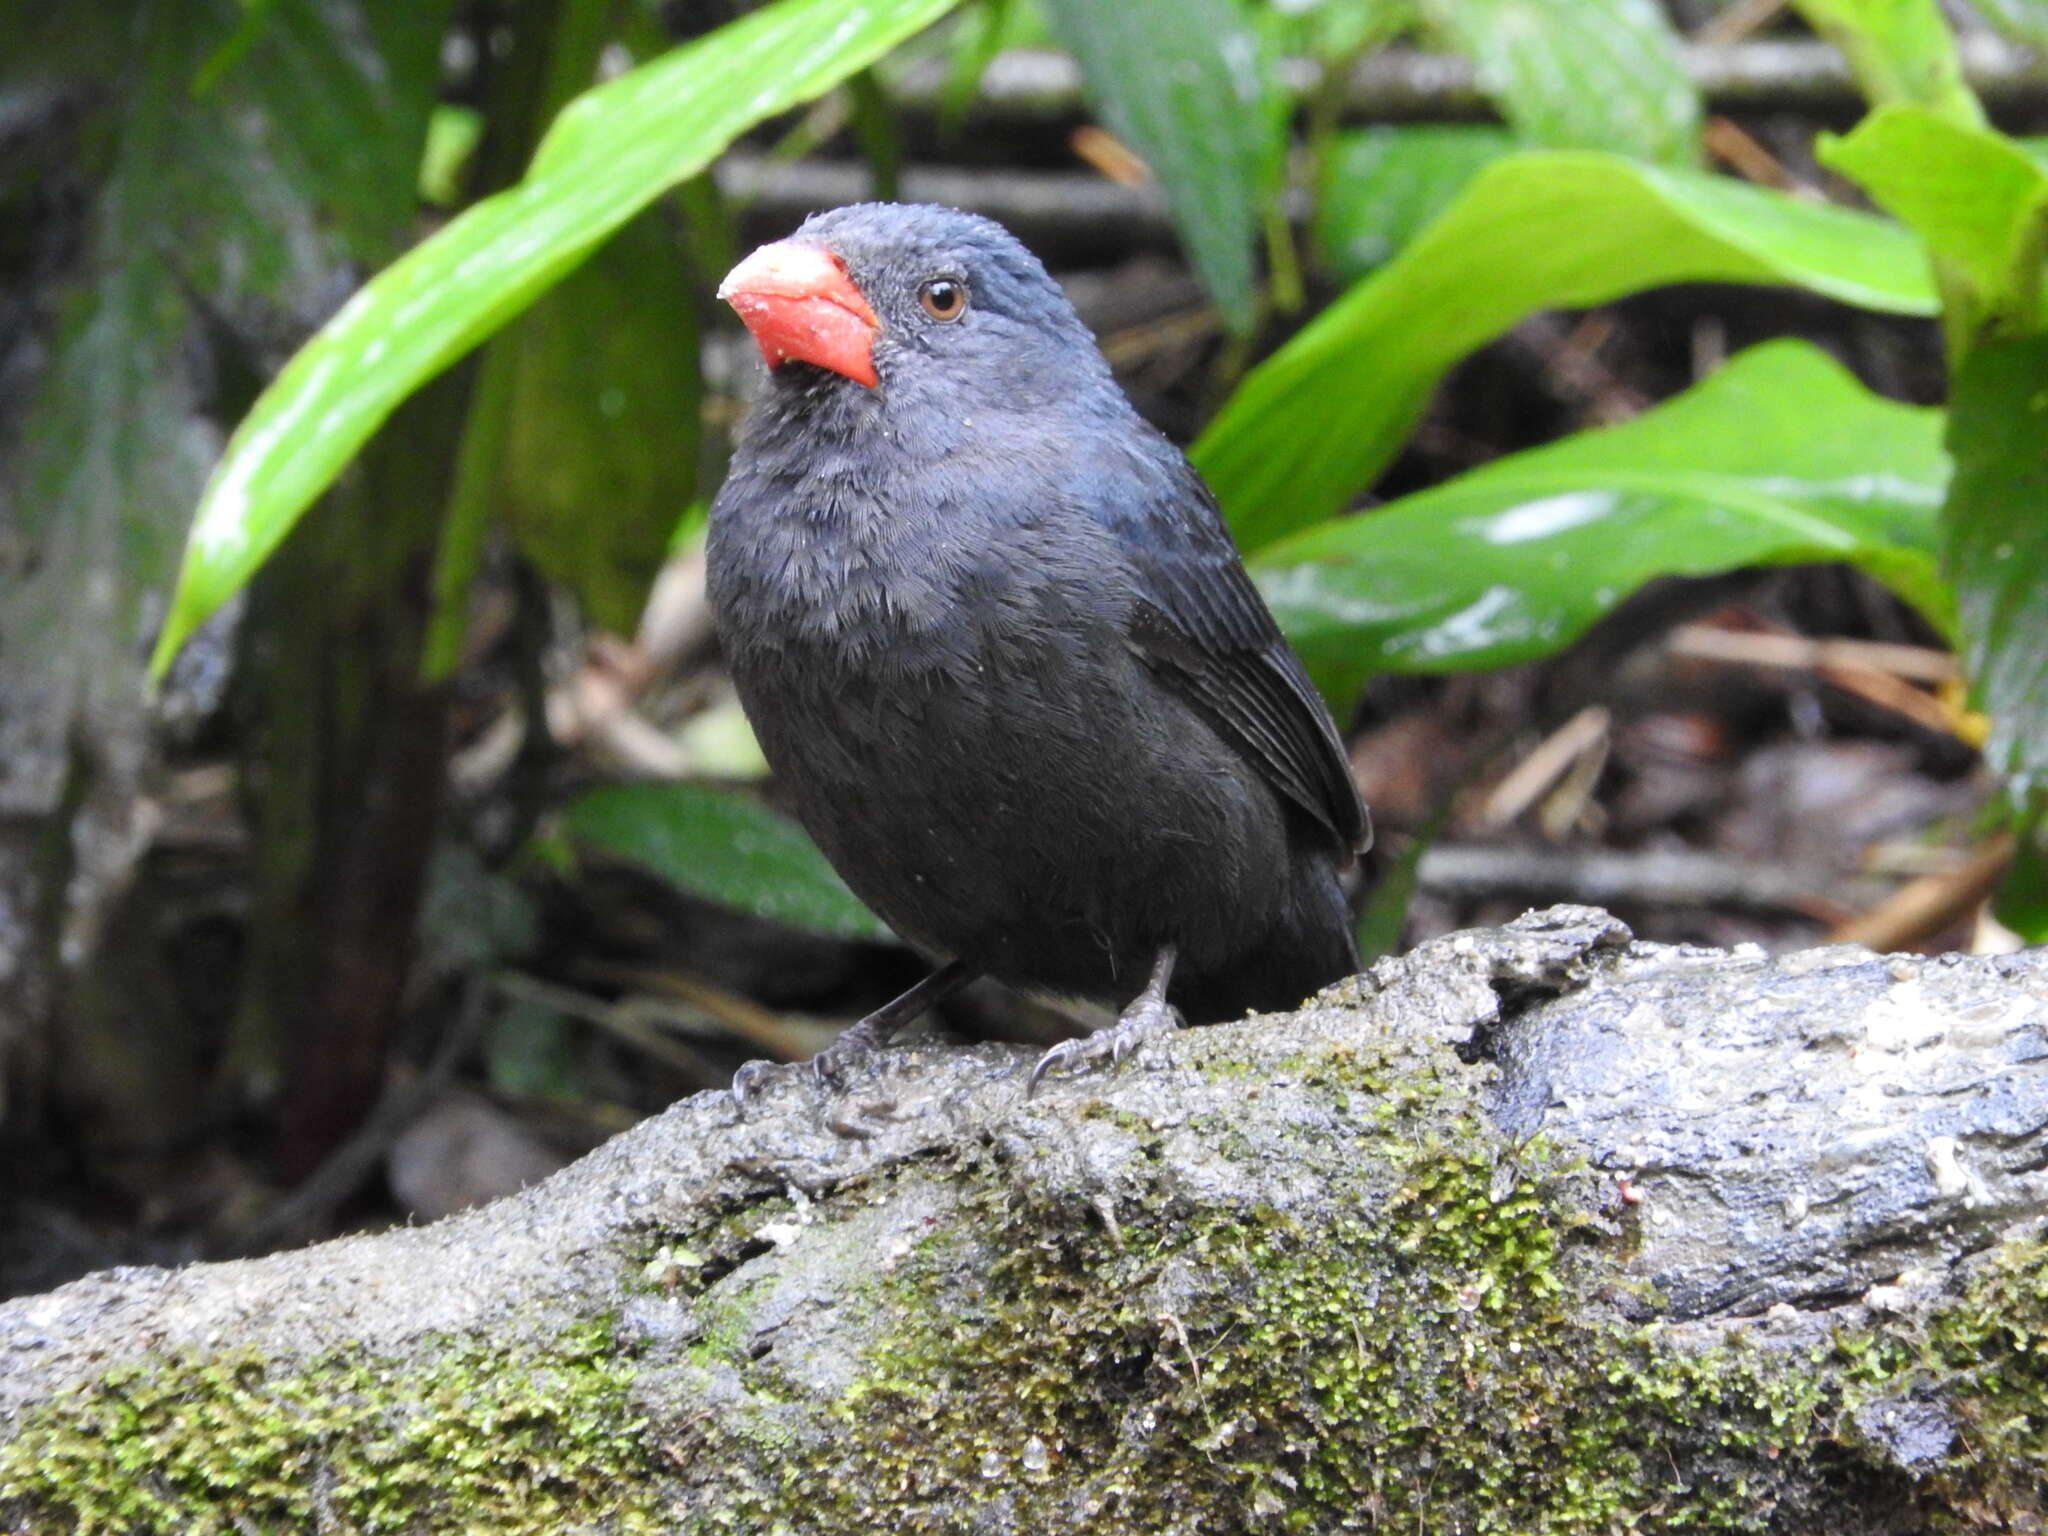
[1314,125,1514,283]
[1195,151,1940,553]
[498,210,700,635]
[1789,0,1984,123]
[1251,342,1950,701]
[1821,105,2048,342]
[563,783,892,943]
[151,0,959,678]
[1944,334,2048,798]
[1038,0,1281,335]
[1421,0,1700,166]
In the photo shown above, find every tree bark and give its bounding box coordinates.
[4,906,2046,1533]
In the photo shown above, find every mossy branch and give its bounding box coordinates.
[5,906,2047,1533]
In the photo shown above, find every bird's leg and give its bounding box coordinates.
[1029,944,1184,1095]
[732,960,977,1103]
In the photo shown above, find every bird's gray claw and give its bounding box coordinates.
[1027,998,1183,1096]
[730,1058,786,1107]
[1027,1038,1089,1096]
[734,1035,880,1106]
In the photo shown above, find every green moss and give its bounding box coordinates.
[762,1126,1842,1533]
[1857,1235,2048,1527]
[672,1020,1931,1534]
[0,1323,662,1535]
[15,1013,2048,1534]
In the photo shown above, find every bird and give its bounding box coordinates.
[706,203,1369,1093]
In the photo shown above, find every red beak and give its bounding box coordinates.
[718,240,881,389]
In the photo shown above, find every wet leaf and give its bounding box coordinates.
[1195,151,1939,553]
[1252,342,1950,701]
[151,0,959,677]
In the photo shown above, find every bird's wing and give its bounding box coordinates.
[1112,446,1370,858]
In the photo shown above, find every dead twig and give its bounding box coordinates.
[1417,841,1890,918]
[1668,626,1960,684]
[1827,834,2016,952]
[1668,624,1967,739]
[1480,707,1613,832]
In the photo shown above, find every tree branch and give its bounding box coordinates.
[5,907,2046,1531]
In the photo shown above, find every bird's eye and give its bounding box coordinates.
[917,278,968,322]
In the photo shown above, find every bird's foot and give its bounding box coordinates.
[1028,992,1184,1095]
[807,1028,884,1090]
[731,1020,889,1107]
[732,962,977,1109]
[729,1056,795,1106]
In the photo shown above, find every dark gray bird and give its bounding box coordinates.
[708,203,1368,1090]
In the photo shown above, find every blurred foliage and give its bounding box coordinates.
[0,0,446,811]
[1311,125,1514,283]
[1039,0,1285,335]
[562,783,894,942]
[1971,0,2048,46]
[1943,338,2048,800]
[1419,0,1700,165]
[17,0,2048,1011]
[1794,0,2048,820]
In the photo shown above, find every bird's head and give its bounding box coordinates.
[717,203,1107,407]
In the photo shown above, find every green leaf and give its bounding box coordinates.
[1992,817,2048,943]
[1251,342,1951,700]
[1943,334,2048,797]
[151,0,959,678]
[562,784,893,943]
[1420,0,1701,166]
[1314,125,1514,283]
[1194,151,1940,553]
[1820,105,2048,343]
[938,0,1040,132]
[1789,0,1984,122]
[1264,0,1417,61]
[497,209,700,634]
[487,999,583,1101]
[1038,0,1281,335]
